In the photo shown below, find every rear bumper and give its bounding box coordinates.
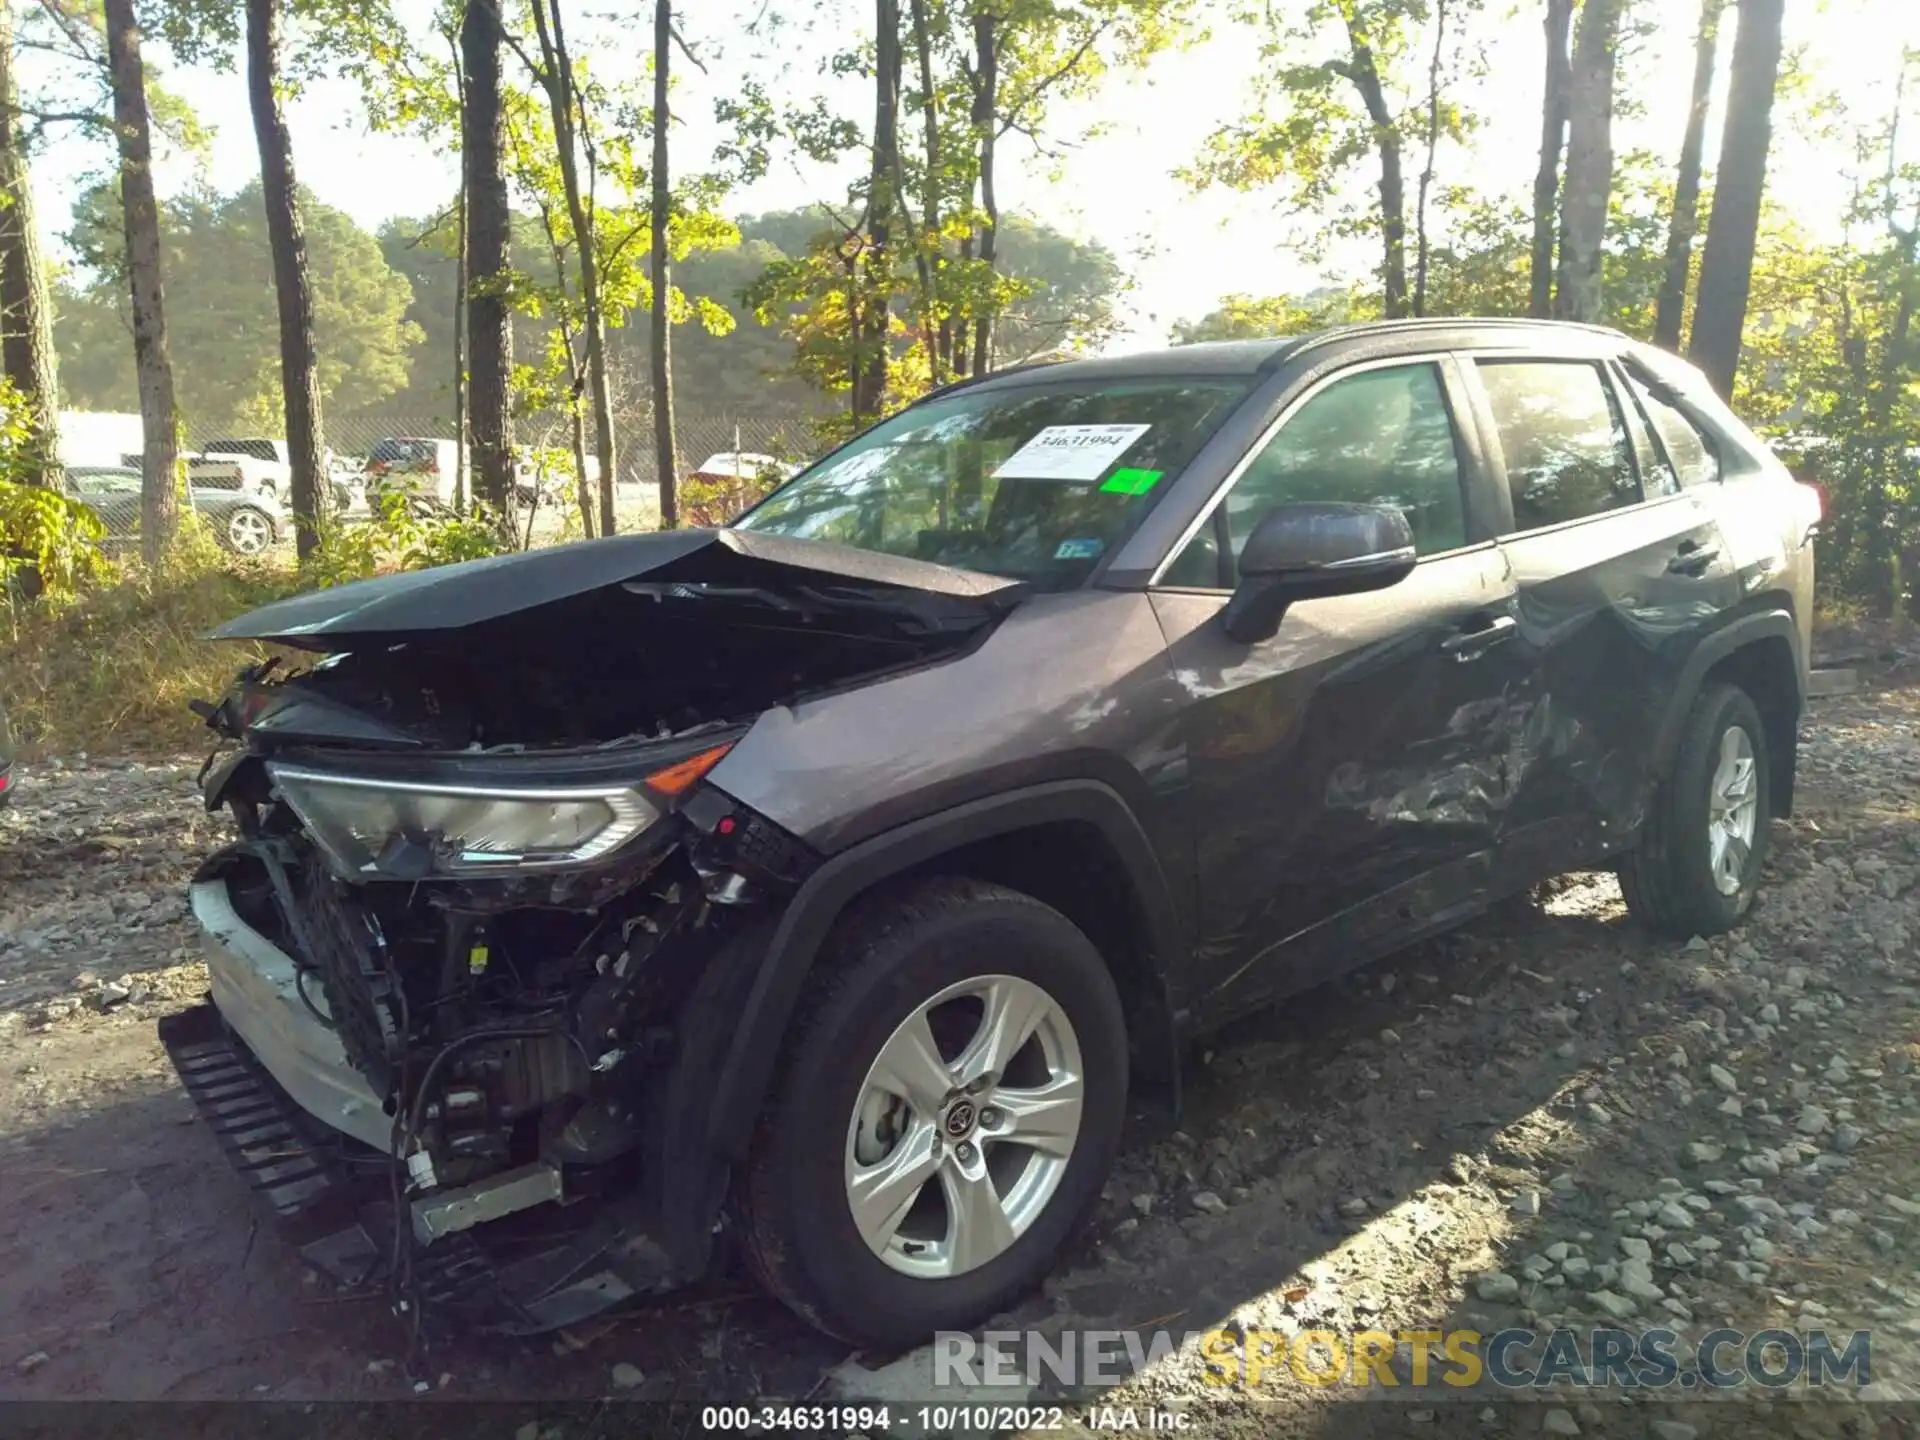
[188,877,390,1151]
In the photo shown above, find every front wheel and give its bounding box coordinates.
[1621,681,1772,937]
[221,505,275,556]
[733,877,1128,1346]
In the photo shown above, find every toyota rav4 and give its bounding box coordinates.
[163,318,1819,1347]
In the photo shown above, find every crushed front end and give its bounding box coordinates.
[158,532,1023,1335]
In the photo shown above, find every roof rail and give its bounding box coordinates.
[1265,314,1626,370]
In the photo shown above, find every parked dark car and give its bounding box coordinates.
[164,318,1818,1346]
[64,466,284,555]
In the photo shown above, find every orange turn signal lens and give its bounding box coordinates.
[643,742,735,797]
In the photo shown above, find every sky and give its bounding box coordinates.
[27,0,1920,352]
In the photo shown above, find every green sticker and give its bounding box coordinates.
[1100,466,1164,496]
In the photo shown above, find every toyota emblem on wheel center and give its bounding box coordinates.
[944,1099,977,1137]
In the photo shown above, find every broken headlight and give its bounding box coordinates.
[268,764,661,878]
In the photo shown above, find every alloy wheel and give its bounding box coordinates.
[1708,723,1759,896]
[226,508,272,555]
[844,974,1084,1279]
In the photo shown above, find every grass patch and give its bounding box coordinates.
[1,559,298,758]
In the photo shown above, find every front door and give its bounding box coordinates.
[1149,356,1531,1022]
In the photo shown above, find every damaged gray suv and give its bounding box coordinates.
[164,318,1820,1347]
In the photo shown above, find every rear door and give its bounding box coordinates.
[1150,354,1532,1019]
[1465,351,1739,878]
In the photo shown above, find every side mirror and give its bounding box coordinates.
[1220,501,1417,644]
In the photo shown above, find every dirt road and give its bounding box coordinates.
[3,685,1919,1437]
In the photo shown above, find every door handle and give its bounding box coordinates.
[1667,542,1721,575]
[1440,614,1517,659]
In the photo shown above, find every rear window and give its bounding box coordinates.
[1477,360,1640,531]
[1624,373,1720,488]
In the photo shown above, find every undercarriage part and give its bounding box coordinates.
[412,1163,564,1244]
[160,999,695,1336]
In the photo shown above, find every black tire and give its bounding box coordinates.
[732,876,1128,1347]
[1620,681,1772,937]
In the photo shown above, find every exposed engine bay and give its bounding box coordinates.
[167,529,1026,1334]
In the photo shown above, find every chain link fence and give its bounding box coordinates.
[65,413,825,556]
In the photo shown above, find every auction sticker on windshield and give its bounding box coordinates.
[993,424,1151,481]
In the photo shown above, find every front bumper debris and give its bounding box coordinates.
[165,875,698,1334]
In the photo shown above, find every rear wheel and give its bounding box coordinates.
[733,877,1128,1346]
[221,506,275,556]
[1621,682,1771,937]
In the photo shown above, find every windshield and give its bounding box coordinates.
[734,377,1252,589]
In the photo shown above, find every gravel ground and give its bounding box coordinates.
[2,681,1919,1438]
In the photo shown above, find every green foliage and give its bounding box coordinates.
[56,182,421,432]
[0,381,108,604]
[299,492,513,590]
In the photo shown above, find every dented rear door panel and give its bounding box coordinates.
[1493,491,1738,873]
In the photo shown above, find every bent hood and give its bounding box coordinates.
[212,528,1027,650]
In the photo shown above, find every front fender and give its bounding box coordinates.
[704,778,1185,1159]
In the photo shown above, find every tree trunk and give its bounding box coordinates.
[1412,0,1448,317]
[650,0,679,528]
[908,0,941,385]
[0,0,59,487]
[968,7,997,376]
[245,0,325,559]
[855,0,901,420]
[1340,11,1409,320]
[530,0,616,534]
[464,0,513,515]
[1529,0,1574,318]
[102,0,177,568]
[1555,0,1623,323]
[1654,0,1724,350]
[1688,0,1788,399]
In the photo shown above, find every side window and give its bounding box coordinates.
[1478,360,1640,531]
[1624,373,1721,488]
[1614,370,1680,499]
[1192,363,1467,575]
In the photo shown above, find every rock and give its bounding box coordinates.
[1656,1202,1696,1230]
[1832,1124,1864,1154]
[15,1351,48,1375]
[516,1425,541,1440]
[1131,1193,1155,1217]
[94,981,132,1010]
[1511,1190,1541,1217]
[1715,1096,1743,1117]
[1757,1003,1780,1025]
[1407,1410,1435,1423]
[1683,1141,1724,1166]
[1708,1064,1739,1094]
[1619,1237,1652,1261]
[610,1362,645,1389]
[1545,1241,1572,1262]
[1747,1237,1776,1261]
[1588,1290,1636,1320]
[1796,1106,1830,1136]
[1667,1243,1696,1267]
[1618,1260,1666,1303]
[1192,1191,1229,1216]
[1649,1423,1698,1440]
[1560,1256,1591,1279]
[1549,1173,1577,1196]
[1542,1407,1581,1436]
[1886,1195,1920,1219]
[1474,1271,1521,1303]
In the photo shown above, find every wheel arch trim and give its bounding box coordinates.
[706,779,1184,1158]
[1650,607,1804,817]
